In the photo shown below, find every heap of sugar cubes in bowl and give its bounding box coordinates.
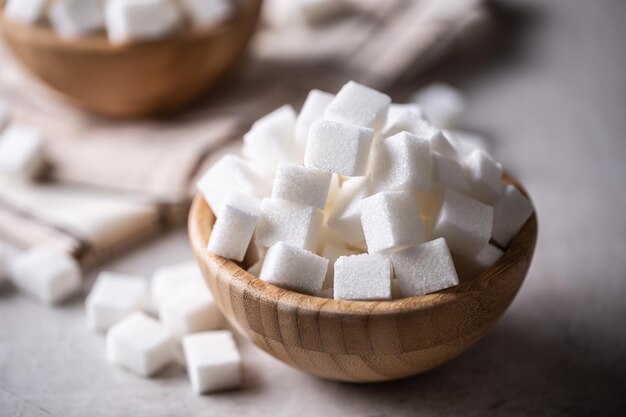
[200,81,535,300]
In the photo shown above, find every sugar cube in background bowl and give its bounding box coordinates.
[105,0,183,44]
[196,80,534,300]
[10,246,81,305]
[4,0,47,25]
[179,0,233,29]
[0,125,45,180]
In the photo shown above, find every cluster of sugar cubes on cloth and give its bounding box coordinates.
[200,81,535,300]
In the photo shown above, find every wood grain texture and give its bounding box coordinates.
[0,0,261,118]
[188,175,537,382]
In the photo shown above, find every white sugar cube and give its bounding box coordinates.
[49,0,104,39]
[9,246,81,305]
[390,238,459,297]
[86,272,148,332]
[325,81,391,132]
[183,330,241,394]
[432,151,471,193]
[382,109,439,140]
[431,189,493,259]
[196,154,270,215]
[455,243,504,281]
[326,176,372,244]
[360,191,425,254]
[476,244,504,268]
[334,254,391,300]
[255,198,322,251]
[150,261,203,313]
[259,242,328,295]
[271,162,332,209]
[297,0,347,23]
[242,105,301,177]
[445,130,490,155]
[371,131,432,193]
[0,125,45,180]
[159,280,224,338]
[429,130,459,159]
[384,103,424,133]
[492,184,534,247]
[414,83,465,128]
[295,89,334,150]
[464,149,504,205]
[105,0,183,44]
[0,101,9,130]
[106,312,175,377]
[179,0,233,28]
[4,0,47,24]
[320,242,357,288]
[305,120,373,176]
[208,192,260,261]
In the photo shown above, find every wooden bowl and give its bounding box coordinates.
[188,176,537,383]
[0,0,262,118]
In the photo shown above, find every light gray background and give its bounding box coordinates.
[1,0,625,415]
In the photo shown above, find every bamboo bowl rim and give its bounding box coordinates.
[0,0,258,52]
[189,173,537,318]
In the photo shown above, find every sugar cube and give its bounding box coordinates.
[0,101,8,130]
[476,244,504,268]
[150,261,203,313]
[179,0,233,28]
[297,0,348,24]
[334,254,391,300]
[49,0,104,39]
[492,184,534,247]
[413,83,465,128]
[382,109,439,140]
[4,0,47,24]
[183,330,241,394]
[455,243,504,281]
[445,130,490,155]
[360,191,425,253]
[295,89,334,150]
[371,131,432,193]
[159,280,224,338]
[464,149,504,205]
[86,272,148,332]
[320,242,357,288]
[105,0,183,44]
[0,125,45,180]
[255,198,322,251]
[429,130,459,159]
[431,151,471,193]
[431,189,493,259]
[242,105,301,177]
[384,103,424,133]
[208,192,260,261]
[326,176,372,244]
[305,120,373,176]
[271,162,332,209]
[325,81,391,132]
[259,242,328,295]
[390,238,459,297]
[106,312,175,377]
[196,154,270,215]
[10,246,81,305]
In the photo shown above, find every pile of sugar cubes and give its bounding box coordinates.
[200,81,535,300]
[3,0,237,43]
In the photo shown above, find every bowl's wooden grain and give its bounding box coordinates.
[188,176,537,382]
[0,0,261,118]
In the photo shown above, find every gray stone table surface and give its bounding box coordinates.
[1,0,625,416]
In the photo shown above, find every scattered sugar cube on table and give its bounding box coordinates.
[325,81,391,132]
[255,198,323,251]
[271,162,332,209]
[4,0,47,24]
[105,0,183,44]
[159,280,224,338]
[492,184,534,247]
[413,83,466,128]
[196,154,270,215]
[150,261,203,313]
[431,189,493,259]
[360,191,425,254]
[464,149,504,205]
[86,272,148,332]
[259,242,328,295]
[295,89,334,150]
[326,176,372,244]
[10,246,81,305]
[0,125,45,180]
[179,0,233,28]
[208,192,261,261]
[305,119,374,177]
[49,0,104,39]
[390,238,459,297]
[106,312,175,377]
[182,330,241,394]
[334,253,391,300]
